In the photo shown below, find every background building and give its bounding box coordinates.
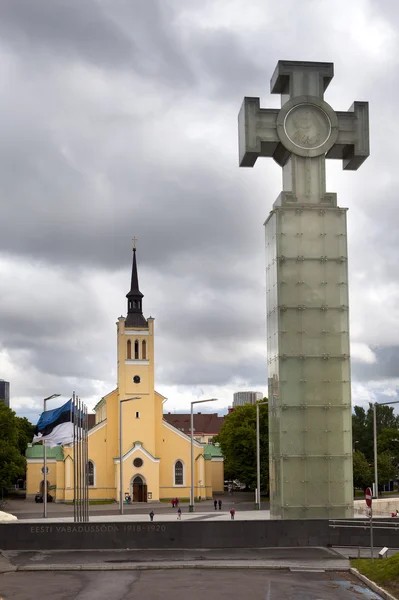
[0,380,10,407]
[233,391,263,407]
[163,412,224,444]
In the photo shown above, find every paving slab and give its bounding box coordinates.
[3,547,350,572]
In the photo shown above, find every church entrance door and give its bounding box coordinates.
[40,480,51,495]
[131,475,147,502]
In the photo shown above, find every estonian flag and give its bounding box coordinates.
[32,399,74,447]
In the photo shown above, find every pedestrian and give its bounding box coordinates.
[149,511,154,522]
[214,499,217,510]
[230,508,235,520]
[177,507,182,520]
[218,499,222,510]
[171,498,175,508]
[175,497,179,507]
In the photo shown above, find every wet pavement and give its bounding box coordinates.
[0,568,384,600]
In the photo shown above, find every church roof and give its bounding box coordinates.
[25,445,64,460]
[163,412,224,436]
[204,443,223,459]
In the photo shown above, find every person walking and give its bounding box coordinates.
[218,499,222,511]
[171,498,175,508]
[214,499,217,510]
[175,497,179,508]
[149,511,154,522]
[177,507,182,520]
[230,508,235,520]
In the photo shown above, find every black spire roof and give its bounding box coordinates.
[125,247,148,328]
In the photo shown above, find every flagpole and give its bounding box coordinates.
[73,392,77,523]
[86,404,89,521]
[78,397,82,522]
[85,404,88,521]
[41,393,61,518]
[83,404,86,521]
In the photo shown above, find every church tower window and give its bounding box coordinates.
[127,340,132,360]
[134,340,139,360]
[142,340,146,360]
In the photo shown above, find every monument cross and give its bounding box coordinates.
[132,236,137,250]
[238,61,370,520]
[239,61,369,205]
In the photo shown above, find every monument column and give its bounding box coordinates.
[238,61,369,519]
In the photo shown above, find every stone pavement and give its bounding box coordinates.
[3,509,271,523]
[0,568,380,600]
[2,547,350,572]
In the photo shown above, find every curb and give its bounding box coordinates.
[15,561,350,572]
[350,568,398,600]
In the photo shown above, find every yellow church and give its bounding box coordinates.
[26,246,224,503]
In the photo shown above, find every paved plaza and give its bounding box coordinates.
[0,568,384,600]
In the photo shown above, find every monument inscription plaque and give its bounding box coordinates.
[238,61,369,519]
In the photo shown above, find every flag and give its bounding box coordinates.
[33,399,74,447]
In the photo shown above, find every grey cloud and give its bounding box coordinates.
[1,0,399,416]
[0,0,135,68]
[352,347,399,382]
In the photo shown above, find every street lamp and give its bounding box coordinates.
[43,394,61,518]
[256,400,268,510]
[119,396,141,514]
[189,398,218,513]
[372,399,399,499]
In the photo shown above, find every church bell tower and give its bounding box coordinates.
[117,241,155,455]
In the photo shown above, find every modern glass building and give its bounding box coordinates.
[0,380,10,408]
[233,391,263,407]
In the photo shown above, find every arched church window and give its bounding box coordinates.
[142,340,146,360]
[127,340,132,360]
[134,340,139,360]
[133,300,136,308]
[174,460,184,486]
[87,460,95,487]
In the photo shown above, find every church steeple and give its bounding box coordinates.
[125,241,148,328]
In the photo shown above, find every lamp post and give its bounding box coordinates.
[43,394,61,518]
[189,398,218,513]
[372,399,399,499]
[256,401,268,510]
[119,396,141,514]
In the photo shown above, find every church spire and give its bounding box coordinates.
[125,240,148,328]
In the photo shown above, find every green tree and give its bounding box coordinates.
[215,401,269,492]
[15,416,35,456]
[353,450,372,490]
[377,428,399,461]
[352,404,399,461]
[377,452,397,486]
[0,403,27,492]
[352,406,370,458]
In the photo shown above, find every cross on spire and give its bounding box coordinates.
[132,236,137,250]
[238,60,369,206]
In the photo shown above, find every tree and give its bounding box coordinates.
[0,403,27,492]
[215,401,269,492]
[352,404,399,462]
[15,416,35,456]
[353,450,372,490]
[377,428,399,461]
[377,452,397,486]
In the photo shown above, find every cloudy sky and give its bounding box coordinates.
[1,0,398,423]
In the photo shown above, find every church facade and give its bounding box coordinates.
[26,247,224,502]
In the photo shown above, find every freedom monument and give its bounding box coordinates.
[239,61,369,519]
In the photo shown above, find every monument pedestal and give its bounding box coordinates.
[265,205,353,519]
